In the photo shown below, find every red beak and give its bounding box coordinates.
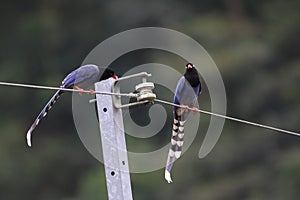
[112,75,118,80]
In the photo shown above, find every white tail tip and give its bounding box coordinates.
[26,131,32,147]
[165,170,173,183]
[175,151,181,159]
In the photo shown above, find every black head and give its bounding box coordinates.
[184,62,200,87]
[186,63,194,69]
[100,68,117,81]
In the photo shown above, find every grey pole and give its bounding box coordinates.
[95,78,133,200]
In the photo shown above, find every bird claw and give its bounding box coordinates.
[74,86,95,95]
[191,107,199,114]
[182,105,189,113]
[78,89,84,96]
[165,170,173,183]
[89,89,95,95]
[181,105,198,114]
[74,86,85,96]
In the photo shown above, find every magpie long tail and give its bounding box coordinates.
[165,109,186,183]
[26,89,63,147]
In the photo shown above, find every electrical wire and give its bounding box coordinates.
[0,81,138,97]
[0,80,299,137]
[154,99,300,137]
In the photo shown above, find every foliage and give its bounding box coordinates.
[0,0,300,199]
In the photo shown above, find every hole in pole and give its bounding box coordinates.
[111,171,115,176]
[103,108,107,112]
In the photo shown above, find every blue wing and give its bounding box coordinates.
[173,76,200,107]
[26,64,101,147]
[165,76,201,183]
[173,76,185,105]
[62,64,101,89]
[62,70,77,88]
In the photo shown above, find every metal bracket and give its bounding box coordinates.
[112,72,156,108]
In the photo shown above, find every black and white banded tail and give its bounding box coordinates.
[165,108,186,183]
[26,89,63,147]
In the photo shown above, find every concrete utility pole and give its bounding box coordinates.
[95,78,133,200]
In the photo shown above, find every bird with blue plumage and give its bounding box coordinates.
[165,62,202,183]
[26,64,117,147]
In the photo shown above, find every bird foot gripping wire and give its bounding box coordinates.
[74,86,95,95]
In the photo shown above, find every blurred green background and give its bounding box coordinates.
[1,0,300,199]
